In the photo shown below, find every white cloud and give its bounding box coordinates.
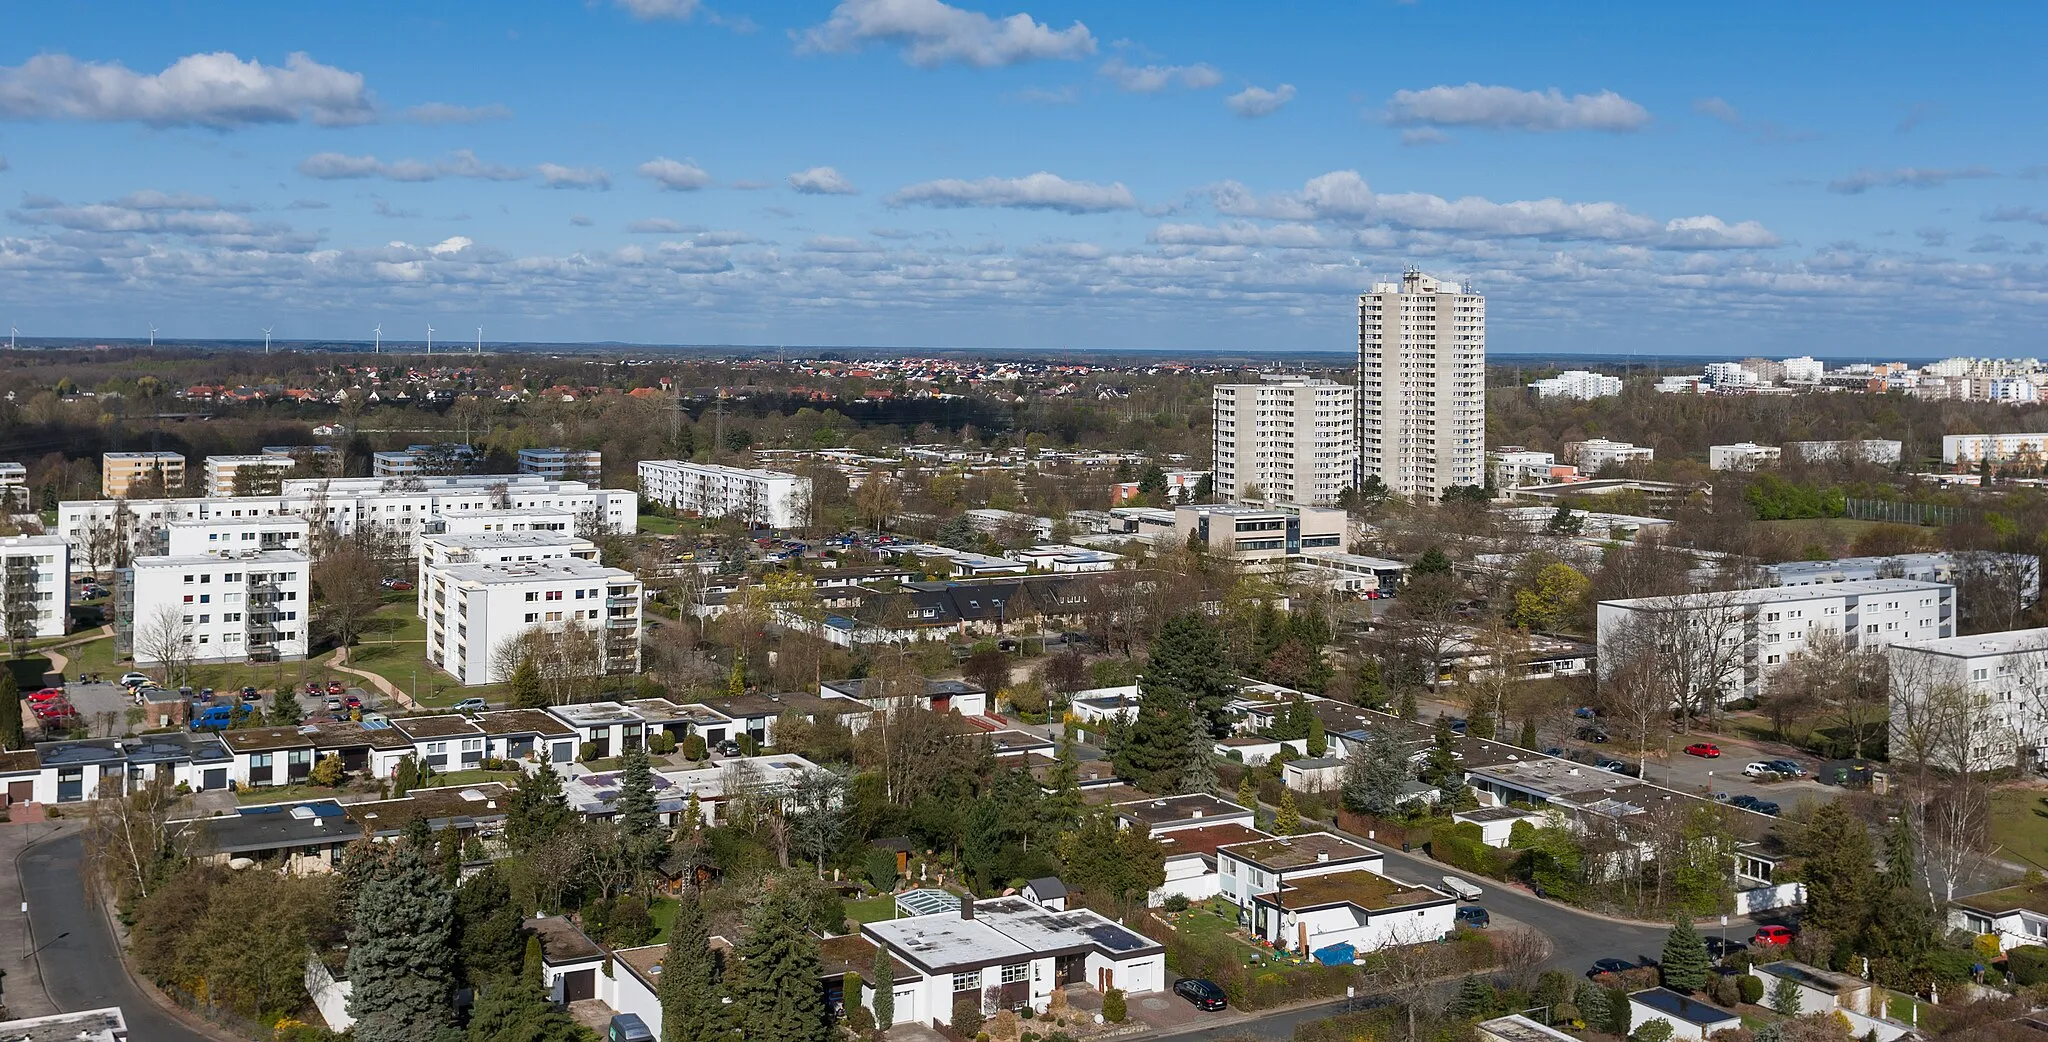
[402,102,512,124]
[888,171,1137,213]
[1383,83,1650,132]
[788,166,858,195]
[1149,221,1328,248]
[1693,96,1741,126]
[570,214,594,227]
[0,51,373,128]
[298,150,527,183]
[1661,215,1780,250]
[1986,206,2048,226]
[1827,167,1997,194]
[1225,84,1294,118]
[637,157,712,191]
[1098,57,1222,93]
[7,190,315,251]
[627,218,697,234]
[537,163,611,190]
[1399,128,1448,147]
[795,0,1096,68]
[615,0,701,18]
[804,235,881,252]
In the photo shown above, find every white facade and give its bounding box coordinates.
[1781,356,1825,383]
[1765,551,2038,603]
[636,459,809,528]
[1786,439,1903,465]
[423,558,642,686]
[0,461,25,509]
[415,531,600,617]
[129,550,310,663]
[1888,628,2048,771]
[1357,271,1485,498]
[1215,833,1387,908]
[0,535,69,638]
[1703,362,1760,388]
[1173,504,1346,563]
[1490,448,1558,490]
[517,447,602,480]
[1597,579,1954,704]
[201,454,296,496]
[1943,433,2048,465]
[1709,443,1782,471]
[165,516,309,557]
[1527,370,1622,400]
[1212,375,1356,506]
[1572,439,1654,474]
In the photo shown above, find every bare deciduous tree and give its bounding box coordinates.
[135,604,195,689]
[312,545,384,648]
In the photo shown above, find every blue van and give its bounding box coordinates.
[191,704,239,732]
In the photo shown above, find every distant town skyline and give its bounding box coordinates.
[2,2,2042,355]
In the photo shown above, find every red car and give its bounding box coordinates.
[32,700,75,719]
[1753,926,1794,946]
[327,680,346,696]
[27,687,66,703]
[345,694,363,709]
[1683,743,1722,758]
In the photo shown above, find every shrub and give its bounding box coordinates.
[1737,973,1764,1004]
[952,997,985,1036]
[649,732,677,755]
[607,895,652,946]
[578,741,598,763]
[2006,945,2048,987]
[1633,1020,1674,1042]
[1162,893,1190,913]
[1101,988,1126,1023]
[682,734,706,761]
[865,850,899,892]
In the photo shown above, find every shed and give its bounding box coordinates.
[1626,988,1741,1042]
[1021,877,1067,911]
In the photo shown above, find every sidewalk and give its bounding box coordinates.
[325,646,420,711]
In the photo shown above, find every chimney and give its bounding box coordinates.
[960,895,975,921]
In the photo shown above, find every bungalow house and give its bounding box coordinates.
[605,945,668,1034]
[981,729,1054,759]
[638,754,828,827]
[548,701,647,759]
[1215,735,1307,767]
[1247,869,1456,955]
[28,733,234,803]
[220,727,318,788]
[179,783,512,873]
[1068,686,1140,726]
[1025,754,1121,792]
[1453,807,1543,848]
[1216,832,1385,908]
[861,895,1165,1027]
[473,709,578,765]
[528,915,608,1005]
[342,783,511,844]
[391,715,488,773]
[1626,988,1741,1042]
[1951,881,2048,953]
[1747,960,1876,1016]
[820,677,988,718]
[620,698,724,745]
[302,719,414,778]
[560,767,690,824]
[1281,757,1346,793]
[1113,793,1256,836]
[1150,821,1270,907]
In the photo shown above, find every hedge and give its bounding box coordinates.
[2008,945,2048,987]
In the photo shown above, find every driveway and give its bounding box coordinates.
[19,831,217,1042]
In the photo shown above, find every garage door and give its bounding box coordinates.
[5,780,30,804]
[562,968,595,1003]
[203,768,228,791]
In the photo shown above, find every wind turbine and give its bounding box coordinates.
[426,324,435,356]
[373,325,382,354]
[148,323,157,348]
[475,326,482,355]
[262,327,273,355]
[7,323,15,351]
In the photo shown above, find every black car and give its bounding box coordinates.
[1728,794,1761,810]
[1765,759,1806,777]
[1575,726,1609,743]
[714,738,743,757]
[1174,978,1227,1011]
[1749,800,1782,816]
[1455,906,1490,929]
[1588,958,1635,977]
[1704,936,1748,958]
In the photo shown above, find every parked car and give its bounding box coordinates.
[28,687,65,703]
[1764,759,1806,777]
[324,695,344,711]
[344,694,364,710]
[120,671,151,687]
[1704,936,1748,958]
[191,705,240,732]
[1575,726,1609,743]
[1588,958,1636,977]
[1743,762,1779,778]
[1595,758,1639,777]
[1455,906,1491,929]
[387,580,414,591]
[1753,925,1794,947]
[714,738,743,757]
[240,686,258,701]
[1173,978,1228,1012]
[451,697,490,714]
[1748,800,1782,816]
[1683,743,1722,758]
[327,681,346,696]
[1445,717,1469,735]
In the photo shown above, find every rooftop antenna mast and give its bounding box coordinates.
[373,324,382,354]
[263,326,273,355]
[426,324,435,357]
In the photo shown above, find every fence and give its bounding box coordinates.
[1845,498,1979,527]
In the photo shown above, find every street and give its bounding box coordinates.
[19,831,217,1042]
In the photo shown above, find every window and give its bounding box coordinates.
[1001,963,1029,984]
[953,971,981,993]
[525,592,539,602]
[546,590,564,601]
[525,613,539,623]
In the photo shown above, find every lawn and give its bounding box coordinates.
[637,513,680,536]
[342,638,506,709]
[236,781,351,805]
[649,896,680,943]
[57,635,121,678]
[1164,898,1269,968]
[845,896,899,925]
[1989,788,2048,872]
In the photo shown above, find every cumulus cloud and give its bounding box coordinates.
[1693,96,1742,126]
[1986,206,2048,226]
[1225,84,1294,118]
[1383,83,1650,132]
[537,163,611,190]
[795,0,1096,68]
[637,157,712,191]
[7,190,316,251]
[1827,167,1997,194]
[627,217,697,233]
[0,51,373,128]
[788,166,858,195]
[1098,57,1222,93]
[401,101,512,124]
[569,214,594,226]
[298,149,526,183]
[615,0,701,18]
[888,171,1137,213]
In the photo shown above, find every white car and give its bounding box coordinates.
[120,671,152,687]
[1743,762,1776,778]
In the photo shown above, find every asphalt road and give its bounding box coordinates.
[20,832,217,1042]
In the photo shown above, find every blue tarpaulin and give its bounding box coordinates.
[1312,942,1355,966]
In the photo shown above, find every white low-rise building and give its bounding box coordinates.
[423,558,642,686]
[1216,831,1387,908]
[414,531,599,617]
[0,534,69,638]
[1527,370,1623,400]
[1570,439,1654,474]
[1708,442,1782,471]
[201,454,296,496]
[127,550,309,663]
[517,447,602,480]
[1173,504,1345,563]
[636,459,810,529]
[1951,882,2048,953]
[1490,448,1563,490]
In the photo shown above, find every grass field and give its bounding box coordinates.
[1989,788,2048,872]
[1758,517,1932,557]
[845,895,898,925]
[637,513,680,536]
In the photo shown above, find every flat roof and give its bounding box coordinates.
[1221,831,1379,871]
[1476,1015,1581,1042]
[422,531,595,549]
[472,708,577,738]
[983,729,1054,755]
[1891,627,2048,659]
[1458,807,1539,823]
[220,727,317,754]
[197,799,355,852]
[133,550,308,567]
[1956,881,2048,918]
[1602,578,1950,611]
[1258,869,1444,912]
[0,1007,129,1041]
[1753,960,1869,994]
[1112,793,1253,828]
[435,558,634,585]
[549,701,645,727]
[613,943,668,992]
[1156,822,1270,859]
[818,934,916,982]
[1628,988,1740,1026]
[393,714,486,739]
[308,719,413,750]
[865,896,1159,974]
[526,915,604,964]
[347,783,511,835]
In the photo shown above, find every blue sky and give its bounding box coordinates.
[2,0,2044,356]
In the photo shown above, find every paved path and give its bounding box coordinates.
[18,830,219,1042]
[326,646,419,710]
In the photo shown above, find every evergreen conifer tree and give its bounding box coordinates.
[508,757,573,853]
[1306,712,1326,757]
[511,655,547,709]
[346,832,456,1042]
[466,974,582,1042]
[1342,728,1410,817]
[1573,980,1610,1026]
[1659,917,1710,993]
[453,866,524,986]
[0,671,19,749]
[871,944,895,1029]
[1178,720,1218,795]
[1450,975,1496,1017]
[1274,789,1301,835]
[617,744,657,840]
[1236,773,1258,812]
[659,898,726,1042]
[733,888,828,1042]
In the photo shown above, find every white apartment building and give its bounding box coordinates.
[1572,439,1655,474]
[1766,551,2039,603]
[636,460,810,529]
[1992,379,2043,404]
[1527,370,1623,400]
[1786,440,1903,465]
[1357,270,1485,498]
[128,550,310,664]
[517,447,602,480]
[415,531,600,617]
[0,461,27,509]
[1709,443,1782,471]
[1943,433,2048,465]
[0,535,69,639]
[201,454,297,496]
[1173,504,1346,563]
[102,451,184,497]
[166,517,309,558]
[1596,579,1954,704]
[1702,362,1761,388]
[426,508,578,536]
[1887,628,2048,771]
[372,443,477,478]
[1211,374,1355,506]
[1781,357,1825,383]
[1489,448,1564,490]
[423,558,642,686]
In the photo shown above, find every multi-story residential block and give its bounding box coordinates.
[517,447,602,481]
[1942,433,2048,465]
[1703,362,1762,388]
[1709,443,1782,471]
[1357,270,1485,498]
[1111,468,1208,505]
[102,451,184,497]
[0,535,69,639]
[372,443,477,478]
[636,460,810,528]
[1785,439,1903,465]
[1489,448,1567,489]
[1887,628,2048,772]
[1780,356,1826,383]
[1765,551,2038,603]
[166,516,309,558]
[1597,579,1954,704]
[125,549,310,664]
[201,454,297,496]
[1173,504,1346,563]
[1527,370,1623,400]
[1212,375,1355,506]
[415,531,600,617]
[0,461,27,509]
[1571,439,1655,474]
[425,508,579,536]
[423,558,642,686]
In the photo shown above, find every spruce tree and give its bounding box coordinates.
[346,833,456,1042]
[1178,720,1218,795]
[659,898,726,1042]
[0,671,19,749]
[733,888,828,1042]
[1450,975,1497,1017]
[1121,663,1192,791]
[453,866,524,986]
[617,744,657,842]
[467,974,582,1042]
[1306,713,1327,757]
[871,944,895,1029]
[508,757,573,853]
[1573,980,1610,1026]
[1274,789,1301,835]
[1146,612,1240,738]
[1342,728,1410,818]
[1659,917,1710,993]
[511,655,547,709]
[1236,772,1259,811]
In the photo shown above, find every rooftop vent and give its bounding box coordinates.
[1316,851,1329,863]
[459,788,487,802]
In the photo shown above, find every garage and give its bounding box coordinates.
[560,968,595,1003]
[203,767,228,791]
[6,780,31,804]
